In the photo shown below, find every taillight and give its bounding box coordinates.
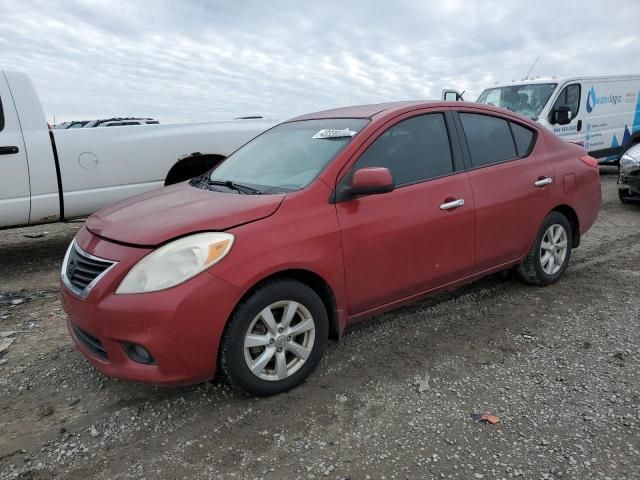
[579,155,599,168]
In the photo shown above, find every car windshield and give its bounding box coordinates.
[208,118,369,193]
[476,83,557,120]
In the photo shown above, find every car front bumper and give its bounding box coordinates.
[60,228,242,386]
[619,173,640,196]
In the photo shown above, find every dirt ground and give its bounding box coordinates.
[1,168,639,480]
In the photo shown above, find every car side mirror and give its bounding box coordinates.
[552,105,572,125]
[442,89,465,101]
[335,167,394,202]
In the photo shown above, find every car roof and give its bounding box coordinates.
[287,100,541,131]
[290,101,444,121]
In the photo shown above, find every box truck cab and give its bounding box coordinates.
[443,75,640,163]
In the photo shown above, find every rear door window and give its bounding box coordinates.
[351,113,454,186]
[0,97,4,132]
[459,113,517,167]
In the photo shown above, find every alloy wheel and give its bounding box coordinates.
[539,224,568,275]
[243,300,316,381]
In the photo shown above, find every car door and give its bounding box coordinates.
[545,83,583,144]
[0,73,30,227]
[335,111,476,316]
[453,108,556,271]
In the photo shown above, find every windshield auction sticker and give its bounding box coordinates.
[312,128,357,139]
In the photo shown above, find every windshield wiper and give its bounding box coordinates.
[207,179,262,195]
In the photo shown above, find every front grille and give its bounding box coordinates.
[72,323,108,359]
[62,242,116,298]
[621,173,640,185]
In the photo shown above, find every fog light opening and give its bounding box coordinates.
[124,343,155,365]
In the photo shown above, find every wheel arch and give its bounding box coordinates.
[165,153,226,185]
[551,204,580,248]
[228,269,340,341]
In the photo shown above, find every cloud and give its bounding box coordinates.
[1,0,638,123]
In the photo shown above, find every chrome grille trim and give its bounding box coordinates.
[61,240,118,299]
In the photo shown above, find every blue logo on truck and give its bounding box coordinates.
[586,86,623,113]
[634,91,640,135]
[623,125,632,146]
[586,87,596,113]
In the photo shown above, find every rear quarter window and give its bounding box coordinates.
[510,122,535,157]
[459,113,517,167]
[510,122,535,158]
[0,97,4,132]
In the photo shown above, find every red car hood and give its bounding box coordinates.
[86,182,285,246]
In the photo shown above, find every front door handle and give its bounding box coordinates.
[440,199,465,210]
[0,146,19,155]
[534,177,553,187]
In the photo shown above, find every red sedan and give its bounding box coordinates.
[60,101,601,396]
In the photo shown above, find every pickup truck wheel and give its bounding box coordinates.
[517,212,572,286]
[220,279,328,396]
[165,154,226,185]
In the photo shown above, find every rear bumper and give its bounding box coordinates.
[60,228,242,386]
[575,189,601,238]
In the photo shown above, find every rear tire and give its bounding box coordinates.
[517,212,572,286]
[219,279,328,396]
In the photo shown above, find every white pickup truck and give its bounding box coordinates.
[0,71,277,229]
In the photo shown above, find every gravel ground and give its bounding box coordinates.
[0,168,639,480]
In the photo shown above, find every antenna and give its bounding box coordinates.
[524,57,540,80]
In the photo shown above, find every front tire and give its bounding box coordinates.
[219,279,328,396]
[517,212,572,286]
[619,188,632,204]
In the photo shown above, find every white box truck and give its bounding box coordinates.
[443,75,640,163]
[0,71,277,229]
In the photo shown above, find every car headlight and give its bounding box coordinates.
[620,153,640,173]
[116,232,234,294]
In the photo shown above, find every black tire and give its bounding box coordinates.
[517,211,573,286]
[619,188,631,204]
[219,279,328,396]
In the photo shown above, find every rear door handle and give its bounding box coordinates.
[0,146,19,155]
[534,177,553,187]
[440,199,465,210]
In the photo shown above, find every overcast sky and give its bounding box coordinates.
[1,0,639,124]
